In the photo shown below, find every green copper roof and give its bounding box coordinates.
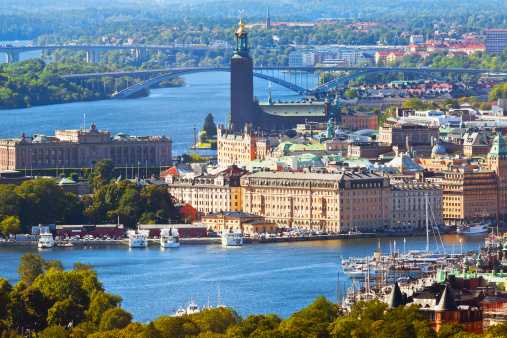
[489,134,507,158]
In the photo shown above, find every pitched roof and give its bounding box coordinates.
[387,282,404,308]
[435,284,457,311]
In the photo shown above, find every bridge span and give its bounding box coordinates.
[0,44,232,64]
[60,65,502,98]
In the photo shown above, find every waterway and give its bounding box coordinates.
[0,235,484,321]
[0,72,303,155]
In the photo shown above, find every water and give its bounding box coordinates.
[0,41,41,64]
[0,72,301,154]
[0,235,484,321]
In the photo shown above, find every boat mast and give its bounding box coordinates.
[425,193,429,252]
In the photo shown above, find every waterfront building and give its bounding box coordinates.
[485,29,507,54]
[486,133,507,221]
[241,170,391,233]
[228,21,336,131]
[201,211,278,235]
[166,165,247,215]
[391,181,443,231]
[441,167,498,225]
[0,124,172,170]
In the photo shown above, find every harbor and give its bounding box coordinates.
[0,234,484,321]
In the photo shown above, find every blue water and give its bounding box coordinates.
[0,235,484,321]
[0,72,301,155]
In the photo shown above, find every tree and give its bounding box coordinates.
[38,325,68,338]
[90,160,115,190]
[0,278,12,320]
[86,291,122,324]
[99,308,132,331]
[0,216,21,237]
[202,113,217,139]
[226,314,281,337]
[279,297,339,338]
[17,253,46,285]
[191,307,240,334]
[47,298,85,327]
[0,185,21,222]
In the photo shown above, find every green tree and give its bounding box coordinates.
[38,325,68,338]
[99,308,132,331]
[47,298,85,327]
[279,296,339,338]
[17,253,46,285]
[86,291,122,324]
[91,160,115,190]
[0,216,21,237]
[0,278,12,320]
[226,314,281,337]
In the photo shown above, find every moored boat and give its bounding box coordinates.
[457,223,489,235]
[221,231,243,247]
[38,231,55,249]
[128,229,149,248]
[160,228,180,248]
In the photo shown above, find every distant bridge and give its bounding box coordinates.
[0,44,232,64]
[61,66,503,98]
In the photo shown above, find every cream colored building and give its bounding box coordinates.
[240,171,391,233]
[217,125,269,167]
[0,124,172,170]
[166,166,246,214]
[391,181,443,231]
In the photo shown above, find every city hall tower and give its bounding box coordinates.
[230,19,255,131]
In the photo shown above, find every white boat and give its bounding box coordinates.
[221,231,243,247]
[457,223,489,235]
[174,300,201,316]
[160,228,180,248]
[128,229,149,248]
[38,231,55,249]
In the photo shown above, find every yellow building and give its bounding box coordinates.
[201,211,278,236]
[240,171,391,233]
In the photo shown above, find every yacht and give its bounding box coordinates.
[128,229,149,248]
[457,223,489,235]
[160,228,180,248]
[221,231,243,247]
[38,231,55,249]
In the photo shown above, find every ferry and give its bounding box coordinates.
[128,229,149,248]
[221,231,243,247]
[457,222,489,235]
[160,228,180,248]
[38,231,55,249]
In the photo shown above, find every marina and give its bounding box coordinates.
[0,235,484,321]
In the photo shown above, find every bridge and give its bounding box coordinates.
[61,66,502,98]
[0,44,232,64]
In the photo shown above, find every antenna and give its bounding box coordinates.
[83,113,86,130]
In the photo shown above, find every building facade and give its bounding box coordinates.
[0,124,172,170]
[217,125,262,167]
[486,29,507,54]
[241,171,391,233]
[166,166,246,215]
[201,211,278,235]
[378,121,439,149]
[441,168,498,225]
[391,181,443,231]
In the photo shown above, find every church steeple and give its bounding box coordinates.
[235,19,249,57]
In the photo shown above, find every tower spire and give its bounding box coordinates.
[266,7,271,29]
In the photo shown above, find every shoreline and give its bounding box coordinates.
[0,230,466,248]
